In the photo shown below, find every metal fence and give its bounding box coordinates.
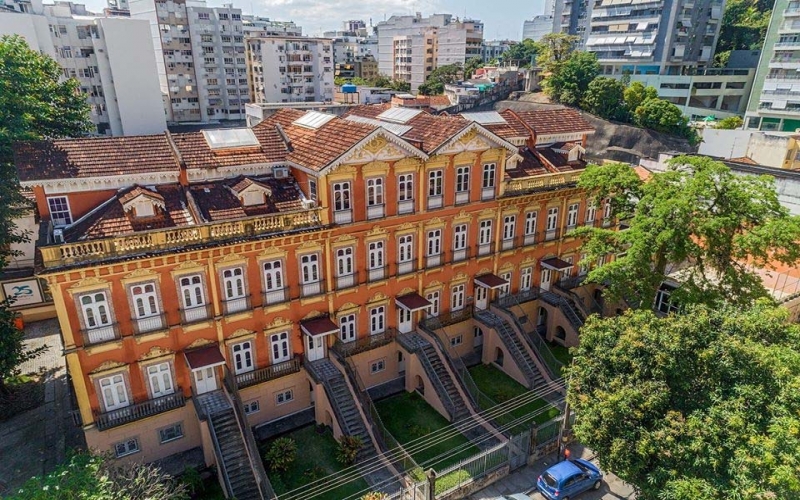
[434,441,509,498]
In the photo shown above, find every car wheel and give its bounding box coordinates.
[593,480,602,490]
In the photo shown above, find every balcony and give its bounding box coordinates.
[397,199,415,215]
[503,171,581,197]
[367,204,385,220]
[455,191,470,205]
[427,195,443,210]
[262,288,287,307]
[426,253,443,268]
[545,228,561,241]
[41,208,325,269]
[452,247,470,263]
[180,304,212,325]
[397,259,416,275]
[501,237,515,251]
[334,209,352,224]
[235,356,301,389]
[368,266,387,282]
[94,389,185,431]
[301,280,325,298]
[81,323,120,346]
[222,295,251,315]
[477,242,494,257]
[132,313,167,335]
[420,304,474,330]
[523,233,536,246]
[481,187,495,200]
[336,273,357,290]
[332,328,398,357]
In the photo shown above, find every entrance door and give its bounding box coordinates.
[306,335,326,361]
[398,308,413,333]
[540,268,552,291]
[475,286,488,310]
[193,367,218,394]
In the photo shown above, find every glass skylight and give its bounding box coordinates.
[203,128,259,150]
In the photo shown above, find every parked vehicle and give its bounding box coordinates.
[536,459,603,500]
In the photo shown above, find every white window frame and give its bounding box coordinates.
[426,290,440,317]
[147,362,175,398]
[131,283,159,319]
[366,177,384,206]
[222,267,246,300]
[370,359,386,374]
[48,196,73,226]
[450,335,463,347]
[524,211,537,245]
[451,284,465,311]
[158,423,184,444]
[81,292,112,330]
[244,400,260,414]
[270,331,290,364]
[340,313,356,342]
[499,272,511,297]
[114,438,140,458]
[398,174,414,201]
[567,203,579,228]
[99,373,129,412]
[502,215,516,249]
[232,340,254,374]
[369,305,385,335]
[520,267,533,291]
[300,253,320,286]
[585,201,596,225]
[179,275,205,308]
[275,389,294,405]
[482,163,496,188]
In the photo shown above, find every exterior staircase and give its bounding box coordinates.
[540,290,585,330]
[305,359,399,492]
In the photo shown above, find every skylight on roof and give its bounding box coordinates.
[203,128,259,150]
[344,115,412,136]
[293,110,337,129]
[461,111,507,125]
[376,107,423,124]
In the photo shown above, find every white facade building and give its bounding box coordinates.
[241,15,300,37]
[0,0,166,135]
[247,36,333,104]
[330,35,377,64]
[522,15,553,42]
[130,0,249,123]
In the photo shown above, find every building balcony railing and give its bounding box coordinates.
[427,194,444,210]
[262,288,288,307]
[481,187,495,200]
[477,242,495,257]
[555,275,587,291]
[367,203,385,220]
[40,207,325,269]
[180,304,212,325]
[222,295,251,316]
[426,253,443,268]
[132,313,168,335]
[452,247,470,263]
[81,323,121,346]
[94,389,185,431]
[455,190,470,205]
[397,199,415,215]
[235,357,301,389]
[420,304,474,330]
[336,272,357,290]
[368,266,387,282]
[501,237,515,251]
[332,328,398,358]
[397,259,417,275]
[333,208,353,224]
[523,233,537,246]
[301,280,325,298]
[503,171,582,197]
[544,228,561,241]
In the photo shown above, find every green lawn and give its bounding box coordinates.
[547,342,573,368]
[468,364,560,433]
[259,425,369,500]
[374,391,480,472]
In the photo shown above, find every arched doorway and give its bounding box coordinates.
[495,347,504,367]
[555,326,566,342]
[537,307,548,336]
[414,375,424,395]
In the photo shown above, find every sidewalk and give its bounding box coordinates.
[470,444,636,500]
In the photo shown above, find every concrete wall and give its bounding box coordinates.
[351,342,403,389]
[0,11,55,57]
[239,370,313,429]
[400,345,450,421]
[480,325,529,387]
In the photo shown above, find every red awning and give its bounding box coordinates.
[301,316,338,337]
[184,345,226,370]
[541,257,573,271]
[396,292,432,312]
[474,273,508,289]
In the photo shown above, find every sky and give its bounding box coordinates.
[83,0,547,40]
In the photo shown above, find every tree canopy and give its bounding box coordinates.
[501,39,537,67]
[534,33,579,74]
[715,115,744,130]
[715,0,775,66]
[633,98,694,140]
[581,77,627,121]
[622,81,658,119]
[568,302,800,500]
[418,62,463,96]
[543,51,599,106]
[333,74,410,92]
[574,157,800,310]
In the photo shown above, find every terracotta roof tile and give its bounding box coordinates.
[513,109,595,137]
[119,186,164,205]
[506,149,548,178]
[428,95,453,108]
[170,126,288,170]
[14,134,179,182]
[537,148,585,172]
[189,176,303,222]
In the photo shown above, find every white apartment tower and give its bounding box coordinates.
[376,13,483,91]
[241,15,301,38]
[130,0,249,123]
[0,0,166,135]
[247,36,334,103]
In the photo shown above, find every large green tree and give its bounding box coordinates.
[0,35,90,392]
[568,303,800,500]
[418,62,463,96]
[581,77,627,121]
[574,157,800,310]
[622,81,658,120]
[534,33,579,74]
[501,38,537,67]
[715,0,774,66]
[543,51,600,106]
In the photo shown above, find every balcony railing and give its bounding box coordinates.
[180,304,212,325]
[397,199,415,215]
[397,259,417,275]
[501,238,515,251]
[40,207,325,269]
[503,171,581,197]
[452,247,470,263]
[301,280,325,298]
[333,209,352,224]
[235,356,301,389]
[455,191,470,205]
[336,273,357,290]
[426,253,443,268]
[81,323,121,346]
[222,295,251,315]
[523,233,536,246]
[132,313,167,335]
[262,287,288,307]
[368,266,387,282]
[420,304,474,330]
[95,389,185,431]
[477,242,494,256]
[332,328,398,357]
[481,187,495,200]
[427,195,443,210]
[545,228,561,241]
[366,203,385,220]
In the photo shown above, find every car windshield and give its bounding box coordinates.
[571,460,591,473]
[543,472,558,487]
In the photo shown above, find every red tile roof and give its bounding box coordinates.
[537,148,585,172]
[170,126,288,170]
[188,176,303,222]
[119,186,164,205]
[505,148,548,178]
[14,134,180,182]
[513,109,595,137]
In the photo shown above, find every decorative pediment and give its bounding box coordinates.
[454,152,477,164]
[216,253,245,264]
[453,210,472,222]
[521,255,537,264]
[337,302,359,313]
[478,267,492,275]
[426,280,443,288]
[479,209,496,218]
[138,345,173,362]
[368,292,388,303]
[265,316,292,330]
[186,338,214,350]
[297,241,322,251]
[123,268,158,280]
[121,188,165,218]
[302,310,325,320]
[174,260,204,272]
[434,123,519,156]
[335,234,357,243]
[258,247,285,258]
[397,223,416,231]
[452,272,468,282]
[327,129,428,172]
[366,226,388,237]
[425,217,444,227]
[229,328,255,340]
[68,276,109,295]
[499,261,515,271]
[398,287,415,296]
[233,181,272,207]
[394,157,422,171]
[89,359,126,374]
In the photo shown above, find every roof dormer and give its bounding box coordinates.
[229,178,272,207]
[120,186,165,218]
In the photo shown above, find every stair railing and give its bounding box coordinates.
[190,387,234,498]
[492,305,565,382]
[415,343,458,421]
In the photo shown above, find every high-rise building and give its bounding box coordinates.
[330,35,377,65]
[376,13,483,90]
[480,40,516,62]
[552,0,725,75]
[130,0,249,124]
[522,0,555,42]
[241,14,301,38]
[247,36,334,103]
[745,0,800,132]
[0,0,166,135]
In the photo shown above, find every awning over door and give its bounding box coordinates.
[396,292,432,311]
[541,257,573,271]
[301,316,338,337]
[474,273,508,289]
[184,345,226,370]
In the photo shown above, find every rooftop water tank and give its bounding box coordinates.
[342,83,357,93]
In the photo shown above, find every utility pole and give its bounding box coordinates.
[557,358,575,461]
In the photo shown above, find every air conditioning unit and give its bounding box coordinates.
[52,228,64,243]
[273,166,289,178]
[302,199,316,209]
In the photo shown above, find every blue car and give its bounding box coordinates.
[536,458,603,500]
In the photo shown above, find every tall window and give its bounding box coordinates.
[454,224,467,250]
[578,254,588,276]
[482,163,496,188]
[456,166,470,192]
[369,306,385,335]
[499,272,511,297]
[479,220,492,245]
[546,207,559,232]
[503,215,516,241]
[336,247,354,276]
[300,254,319,283]
[520,267,533,291]
[99,373,129,411]
[567,203,579,228]
[81,292,111,329]
[308,179,317,201]
[368,241,384,269]
[340,314,356,342]
[427,229,442,256]
[524,211,537,244]
[232,341,254,374]
[398,235,413,262]
[147,362,174,397]
[263,260,284,291]
[428,170,443,196]
[585,201,596,224]
[48,196,72,226]
[332,182,351,211]
[222,268,245,300]
[270,332,290,363]
[398,174,414,201]
[603,199,612,219]
[131,284,158,319]
[426,290,440,317]
[451,284,465,311]
[179,275,205,307]
[366,178,384,206]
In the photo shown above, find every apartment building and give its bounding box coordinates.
[745,0,800,132]
[0,0,166,135]
[16,104,604,497]
[376,13,484,90]
[241,15,301,38]
[130,0,249,124]
[330,35,378,65]
[246,36,334,103]
[480,40,515,62]
[552,0,725,75]
[522,0,555,42]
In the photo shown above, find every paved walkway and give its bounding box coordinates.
[471,444,635,500]
[0,319,81,495]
